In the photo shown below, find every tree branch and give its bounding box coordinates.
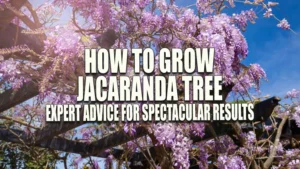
[0,81,39,113]
[263,116,288,169]
[0,23,44,62]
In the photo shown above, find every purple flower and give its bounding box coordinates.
[152,124,192,168]
[270,142,285,155]
[264,8,273,18]
[0,0,8,7]
[92,160,100,169]
[105,155,114,168]
[206,136,237,154]
[232,9,257,30]
[233,64,266,94]
[217,155,246,169]
[171,131,192,169]
[124,123,137,136]
[156,0,167,12]
[268,2,279,7]
[285,89,300,99]
[190,122,205,137]
[292,106,300,128]
[264,124,273,131]
[254,0,263,4]
[228,0,235,7]
[152,123,176,146]
[198,142,210,168]
[44,25,83,57]
[288,159,300,168]
[196,0,213,14]
[74,156,82,166]
[246,131,256,144]
[0,57,31,89]
[277,19,290,30]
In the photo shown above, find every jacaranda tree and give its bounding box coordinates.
[0,0,300,168]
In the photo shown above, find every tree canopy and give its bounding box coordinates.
[0,0,300,169]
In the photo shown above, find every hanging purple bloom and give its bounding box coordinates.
[277,19,290,30]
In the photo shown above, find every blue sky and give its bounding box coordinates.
[176,0,300,98]
[238,1,300,98]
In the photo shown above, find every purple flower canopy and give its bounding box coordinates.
[0,0,298,169]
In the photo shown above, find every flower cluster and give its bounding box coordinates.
[0,0,7,9]
[44,25,83,57]
[233,64,266,93]
[285,89,300,99]
[190,122,205,137]
[232,9,257,30]
[152,123,193,168]
[0,58,31,89]
[217,155,246,169]
[293,106,300,128]
[196,0,213,14]
[277,19,291,30]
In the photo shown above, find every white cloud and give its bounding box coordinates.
[253,31,300,97]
